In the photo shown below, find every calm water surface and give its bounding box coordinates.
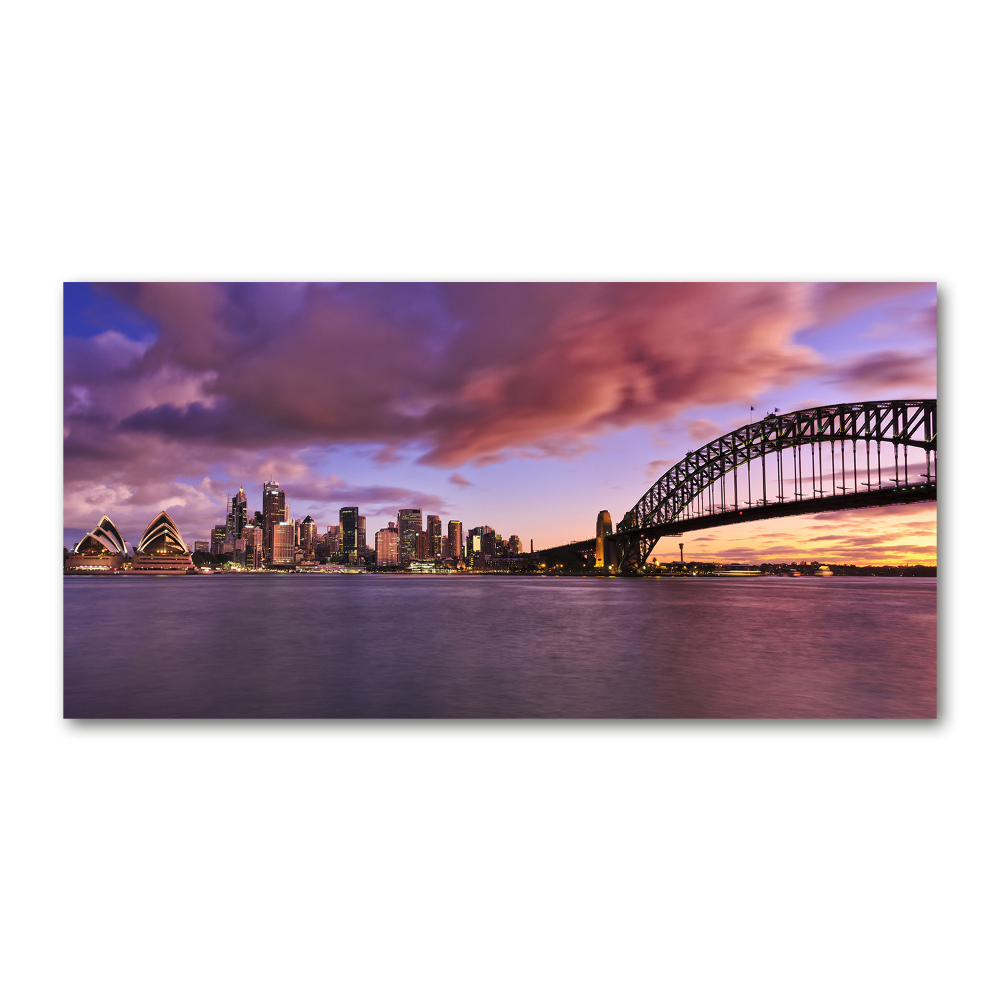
[63,575,936,718]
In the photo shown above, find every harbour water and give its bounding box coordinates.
[63,575,936,718]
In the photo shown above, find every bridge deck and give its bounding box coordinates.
[525,483,936,561]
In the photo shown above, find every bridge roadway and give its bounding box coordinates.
[519,482,936,570]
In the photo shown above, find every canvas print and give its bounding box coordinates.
[63,282,937,718]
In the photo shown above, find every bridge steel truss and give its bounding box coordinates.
[612,399,937,574]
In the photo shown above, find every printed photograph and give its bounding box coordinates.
[63,282,937,718]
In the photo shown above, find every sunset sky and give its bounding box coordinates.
[63,281,937,564]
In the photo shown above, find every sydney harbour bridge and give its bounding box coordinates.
[515,399,936,575]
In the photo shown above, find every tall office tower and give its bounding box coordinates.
[262,481,285,564]
[253,510,263,529]
[232,487,248,538]
[416,531,429,560]
[271,521,296,566]
[507,534,522,554]
[211,523,227,555]
[356,515,367,557]
[375,522,399,566]
[300,515,316,557]
[294,518,301,548]
[244,525,263,570]
[397,508,422,565]
[483,527,496,557]
[448,520,463,561]
[340,507,360,564]
[426,515,442,558]
[326,524,342,558]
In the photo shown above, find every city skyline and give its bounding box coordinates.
[63,282,937,565]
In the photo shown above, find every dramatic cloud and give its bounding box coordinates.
[71,282,836,469]
[825,349,937,395]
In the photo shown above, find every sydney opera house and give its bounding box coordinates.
[129,511,195,573]
[65,515,130,571]
[66,511,194,573]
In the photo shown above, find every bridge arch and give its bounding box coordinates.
[612,399,936,573]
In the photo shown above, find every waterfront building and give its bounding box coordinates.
[271,521,296,567]
[66,514,129,571]
[448,520,463,561]
[397,508,422,565]
[357,515,367,558]
[262,481,285,564]
[194,540,210,553]
[131,511,195,573]
[375,521,399,567]
[340,507,360,564]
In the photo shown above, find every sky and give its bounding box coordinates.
[63,281,937,564]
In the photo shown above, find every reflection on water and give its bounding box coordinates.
[63,575,936,718]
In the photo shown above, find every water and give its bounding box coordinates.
[63,575,936,718]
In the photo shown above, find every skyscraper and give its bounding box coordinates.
[375,522,399,567]
[397,508,422,565]
[325,524,342,559]
[340,507,360,564]
[448,520,463,561]
[300,515,316,557]
[262,481,285,565]
[357,515,367,558]
[271,521,296,566]
[232,486,248,538]
[426,515,442,559]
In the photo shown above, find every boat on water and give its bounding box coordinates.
[815,565,833,577]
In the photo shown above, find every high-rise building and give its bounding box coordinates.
[262,481,285,564]
[232,486,248,538]
[325,524,342,558]
[416,530,429,560]
[375,521,399,567]
[467,526,495,566]
[243,525,263,570]
[271,521,296,566]
[448,520,463,561]
[357,515,367,558]
[340,507,360,564]
[426,515,442,558]
[299,515,316,557]
[397,509,422,565]
[507,534,522,554]
[211,523,227,555]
